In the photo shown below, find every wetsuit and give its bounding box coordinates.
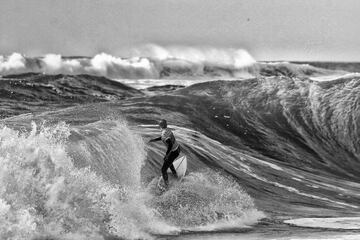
[160,128,180,184]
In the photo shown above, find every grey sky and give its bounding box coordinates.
[1,0,360,61]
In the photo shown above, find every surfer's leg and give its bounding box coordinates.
[161,160,171,186]
[168,148,180,177]
[161,148,180,185]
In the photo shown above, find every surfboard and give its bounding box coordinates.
[157,155,187,191]
[168,155,187,179]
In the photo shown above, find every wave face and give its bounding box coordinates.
[0,59,359,239]
[176,77,360,179]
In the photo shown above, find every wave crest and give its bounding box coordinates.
[0,45,256,79]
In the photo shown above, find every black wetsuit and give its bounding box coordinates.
[151,128,180,184]
[161,144,180,183]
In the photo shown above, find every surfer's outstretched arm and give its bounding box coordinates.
[149,137,161,143]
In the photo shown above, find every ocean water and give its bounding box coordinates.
[0,49,360,240]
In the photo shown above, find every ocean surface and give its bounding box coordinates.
[0,49,360,240]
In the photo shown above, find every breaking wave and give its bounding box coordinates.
[0,121,161,239]
[0,119,263,240]
[0,45,255,79]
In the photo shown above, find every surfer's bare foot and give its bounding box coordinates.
[173,172,178,178]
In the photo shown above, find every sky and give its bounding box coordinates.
[1,0,360,61]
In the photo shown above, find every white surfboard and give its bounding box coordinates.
[157,155,187,191]
[168,155,187,179]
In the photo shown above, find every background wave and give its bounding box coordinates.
[2,45,351,80]
[0,73,143,118]
[0,45,255,79]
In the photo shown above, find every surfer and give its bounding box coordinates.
[149,119,180,188]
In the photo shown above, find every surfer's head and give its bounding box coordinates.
[158,119,167,129]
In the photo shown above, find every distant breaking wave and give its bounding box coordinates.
[0,45,256,79]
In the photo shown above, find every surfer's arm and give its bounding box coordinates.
[149,137,161,143]
[164,139,173,159]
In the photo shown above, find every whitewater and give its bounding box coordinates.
[0,46,360,240]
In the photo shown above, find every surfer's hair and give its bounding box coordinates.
[159,119,167,128]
